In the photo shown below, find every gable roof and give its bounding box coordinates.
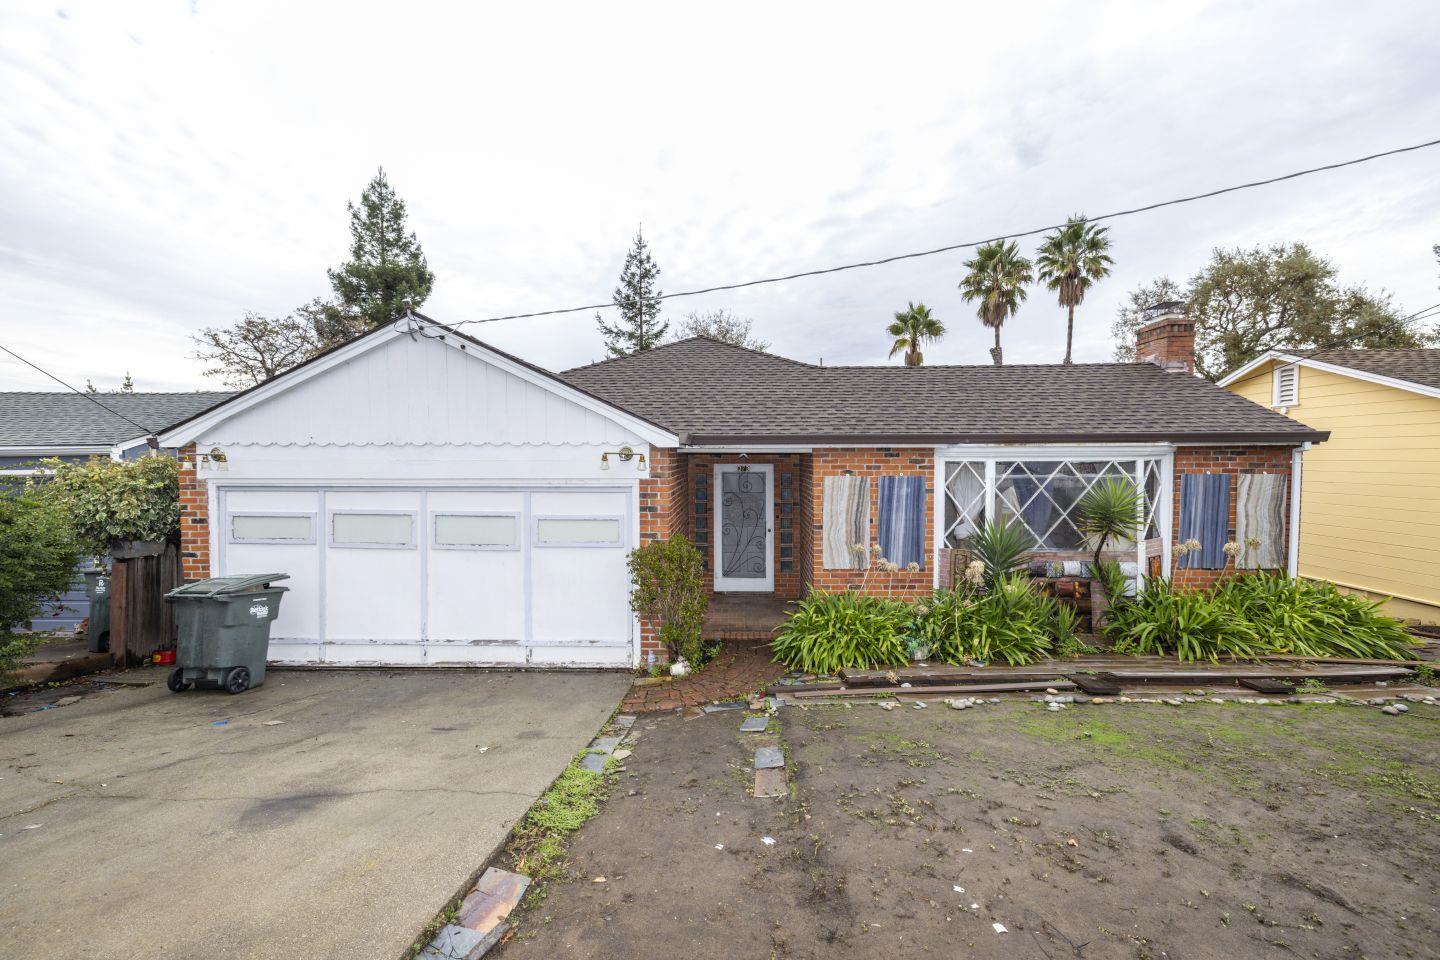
[1217,348,1440,399]
[157,314,678,447]
[0,391,234,450]
[562,337,1328,445]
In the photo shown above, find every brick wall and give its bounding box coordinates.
[177,443,210,582]
[685,453,804,600]
[1171,445,1294,589]
[635,446,689,664]
[806,447,935,599]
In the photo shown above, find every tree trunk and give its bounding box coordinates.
[990,322,1003,365]
[1064,303,1075,364]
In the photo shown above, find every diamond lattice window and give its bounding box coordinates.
[942,461,986,546]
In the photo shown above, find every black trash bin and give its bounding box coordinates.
[82,567,111,653]
[165,573,289,694]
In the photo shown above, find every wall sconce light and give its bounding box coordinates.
[193,447,229,472]
[600,445,647,472]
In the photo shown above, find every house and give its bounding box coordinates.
[156,303,1326,668]
[0,390,233,630]
[1220,347,1440,624]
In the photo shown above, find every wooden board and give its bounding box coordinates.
[1068,673,1122,696]
[1238,677,1296,694]
[839,668,1070,687]
[789,679,1077,699]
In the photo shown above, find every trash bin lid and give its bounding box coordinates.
[166,573,290,598]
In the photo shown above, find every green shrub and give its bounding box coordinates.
[1106,578,1264,662]
[917,576,1060,666]
[962,516,1035,588]
[1,496,81,677]
[628,535,708,665]
[1104,573,1419,662]
[37,455,180,555]
[1211,574,1418,660]
[770,589,910,674]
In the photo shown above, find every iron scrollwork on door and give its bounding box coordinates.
[720,471,766,578]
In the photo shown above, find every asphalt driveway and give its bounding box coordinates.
[0,668,629,960]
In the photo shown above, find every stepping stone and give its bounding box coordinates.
[612,714,637,729]
[754,746,784,770]
[590,736,622,754]
[456,867,530,934]
[579,752,607,773]
[740,716,768,733]
[703,701,745,713]
[754,766,788,798]
[420,923,489,959]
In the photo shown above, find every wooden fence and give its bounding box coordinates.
[109,542,180,666]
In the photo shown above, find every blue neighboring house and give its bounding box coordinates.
[0,391,232,632]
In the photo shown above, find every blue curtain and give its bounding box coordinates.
[878,476,926,569]
[1177,474,1232,570]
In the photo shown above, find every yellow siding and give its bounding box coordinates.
[1228,362,1440,623]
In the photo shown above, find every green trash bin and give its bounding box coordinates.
[165,573,289,695]
[83,567,111,653]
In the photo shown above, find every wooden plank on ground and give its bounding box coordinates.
[1068,673,1122,696]
[839,668,1071,687]
[1238,677,1296,695]
[790,679,1077,699]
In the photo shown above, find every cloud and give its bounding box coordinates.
[0,0,1437,391]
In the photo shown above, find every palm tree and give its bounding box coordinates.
[959,239,1033,365]
[886,301,945,366]
[1035,215,1114,364]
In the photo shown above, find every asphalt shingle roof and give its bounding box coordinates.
[562,337,1328,445]
[0,392,235,448]
[1295,348,1440,392]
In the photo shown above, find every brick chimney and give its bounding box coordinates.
[1135,301,1195,373]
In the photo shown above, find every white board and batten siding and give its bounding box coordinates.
[170,326,670,669]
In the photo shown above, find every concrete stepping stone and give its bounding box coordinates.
[754,766,788,798]
[590,736,622,754]
[740,716,768,733]
[579,752,607,773]
[754,746,784,769]
[703,701,746,713]
[613,714,637,729]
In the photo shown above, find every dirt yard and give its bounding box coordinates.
[497,699,1439,960]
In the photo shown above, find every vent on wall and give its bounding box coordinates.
[1272,364,1299,407]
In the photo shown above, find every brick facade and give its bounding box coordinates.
[1170,444,1293,589]
[804,447,935,600]
[177,443,210,582]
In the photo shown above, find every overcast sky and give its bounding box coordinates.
[1,1,1437,392]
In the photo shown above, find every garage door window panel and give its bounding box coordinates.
[534,516,624,547]
[330,511,417,549]
[432,512,520,550]
[230,513,315,544]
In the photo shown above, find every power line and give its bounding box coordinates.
[449,135,1440,328]
[1399,301,1440,323]
[0,341,158,436]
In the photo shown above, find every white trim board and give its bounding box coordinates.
[1218,350,1440,401]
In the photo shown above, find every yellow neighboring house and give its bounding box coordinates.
[1221,348,1440,624]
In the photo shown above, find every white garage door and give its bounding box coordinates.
[218,487,634,667]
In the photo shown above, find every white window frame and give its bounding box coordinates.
[1272,364,1299,407]
[228,511,317,545]
[430,511,521,551]
[533,514,626,549]
[934,444,1175,583]
[328,509,418,550]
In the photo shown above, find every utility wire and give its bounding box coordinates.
[448,135,1440,327]
[1399,301,1440,323]
[0,341,158,436]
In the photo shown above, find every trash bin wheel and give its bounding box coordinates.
[223,666,251,695]
[166,668,190,693]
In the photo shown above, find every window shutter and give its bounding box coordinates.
[1177,474,1232,570]
[822,476,870,569]
[1272,364,1298,406]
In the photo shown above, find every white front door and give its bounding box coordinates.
[713,463,774,592]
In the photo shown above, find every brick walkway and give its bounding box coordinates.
[620,633,784,714]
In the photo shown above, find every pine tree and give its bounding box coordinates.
[327,168,435,330]
[596,228,667,357]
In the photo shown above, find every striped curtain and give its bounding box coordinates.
[1177,473,1232,570]
[822,476,870,569]
[878,476,926,570]
[1236,473,1286,569]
